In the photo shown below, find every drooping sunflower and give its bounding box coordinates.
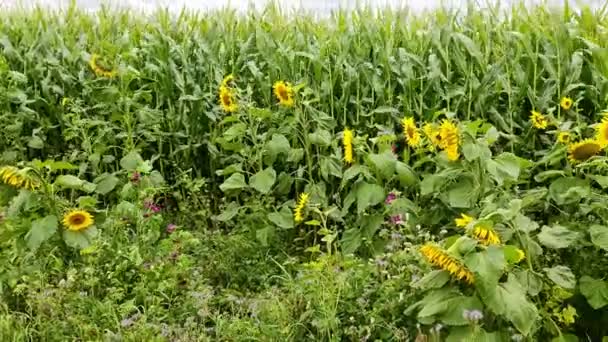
[401,117,421,147]
[89,54,117,78]
[219,85,238,113]
[221,74,235,87]
[568,139,602,163]
[557,131,571,144]
[438,120,460,161]
[595,116,608,148]
[530,110,548,129]
[0,166,38,190]
[273,81,294,107]
[455,213,474,228]
[343,128,354,164]
[423,123,442,149]
[560,97,573,111]
[294,193,309,223]
[62,210,94,232]
[471,224,501,245]
[420,244,474,284]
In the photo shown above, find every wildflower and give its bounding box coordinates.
[62,210,94,232]
[144,199,161,213]
[401,117,421,147]
[515,248,526,263]
[438,120,460,161]
[530,110,548,129]
[89,54,117,78]
[472,224,501,245]
[389,214,404,225]
[568,139,602,163]
[294,193,309,223]
[595,115,608,148]
[455,213,474,228]
[419,243,474,284]
[463,309,484,323]
[385,192,397,205]
[166,223,177,234]
[560,97,573,111]
[0,166,38,190]
[219,85,238,113]
[557,132,571,144]
[273,81,294,107]
[343,128,354,164]
[130,171,141,183]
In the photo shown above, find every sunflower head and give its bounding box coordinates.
[515,249,526,263]
[62,210,94,232]
[89,54,117,78]
[423,123,442,149]
[0,166,39,190]
[419,243,474,284]
[219,85,238,113]
[401,117,421,147]
[294,193,310,223]
[438,119,460,152]
[595,116,608,148]
[568,139,602,163]
[455,213,474,228]
[560,97,573,111]
[530,110,548,129]
[343,128,354,164]
[221,74,235,87]
[557,131,571,144]
[273,81,294,107]
[472,224,501,245]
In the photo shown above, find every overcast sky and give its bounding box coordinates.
[0,0,601,13]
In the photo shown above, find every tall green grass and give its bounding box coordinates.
[0,2,607,180]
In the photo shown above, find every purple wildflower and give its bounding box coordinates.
[130,171,141,183]
[166,223,177,234]
[389,214,404,225]
[143,199,161,213]
[385,192,397,205]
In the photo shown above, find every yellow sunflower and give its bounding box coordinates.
[530,110,548,129]
[557,132,571,144]
[515,249,526,263]
[595,116,608,148]
[62,210,94,232]
[401,117,421,147]
[89,54,117,78]
[294,193,309,223]
[423,123,442,149]
[455,213,474,228]
[472,224,501,245]
[273,81,294,107]
[438,120,460,161]
[420,244,474,284]
[343,128,354,164]
[560,97,573,111]
[219,85,238,113]
[221,74,235,87]
[0,166,38,190]
[568,139,602,163]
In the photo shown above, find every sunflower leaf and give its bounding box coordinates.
[62,226,98,249]
[27,215,58,250]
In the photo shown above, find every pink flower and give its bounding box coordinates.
[144,199,162,213]
[389,214,404,225]
[166,223,177,234]
[385,192,397,205]
[130,171,141,183]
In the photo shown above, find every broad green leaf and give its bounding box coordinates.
[54,175,84,189]
[503,245,524,264]
[223,123,247,142]
[462,141,491,161]
[544,266,576,289]
[120,151,143,171]
[275,172,293,195]
[255,226,274,246]
[7,190,32,218]
[213,202,240,222]
[359,214,384,239]
[485,152,522,185]
[395,161,417,187]
[356,183,385,214]
[465,246,505,286]
[308,129,331,146]
[219,172,247,192]
[534,170,566,183]
[63,226,98,249]
[513,214,539,233]
[548,177,590,205]
[579,276,608,309]
[551,334,580,342]
[249,168,276,194]
[590,175,608,189]
[287,148,304,163]
[27,215,58,250]
[513,269,543,296]
[412,270,451,290]
[537,225,581,249]
[266,134,290,158]
[477,275,539,335]
[95,175,119,195]
[319,157,342,180]
[28,136,44,149]
[267,206,294,229]
[447,327,503,342]
[446,177,477,208]
[340,228,362,254]
[590,225,608,251]
[440,295,483,326]
[367,151,396,180]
